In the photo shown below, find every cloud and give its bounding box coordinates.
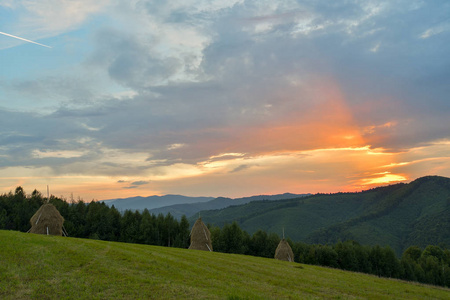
[1,76,97,110]
[88,28,183,88]
[123,185,138,189]
[5,1,449,161]
[5,1,450,160]
[20,0,110,34]
[1,0,449,199]
[230,164,251,173]
[131,181,150,186]
[0,0,111,50]
[0,1,15,9]
[120,180,150,190]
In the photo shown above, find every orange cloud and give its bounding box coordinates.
[359,172,407,186]
[228,76,366,154]
[3,75,447,201]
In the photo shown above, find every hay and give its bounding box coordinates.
[29,203,64,236]
[274,239,294,262]
[188,217,213,251]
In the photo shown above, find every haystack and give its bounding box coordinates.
[29,203,65,236]
[189,217,213,251]
[274,239,294,262]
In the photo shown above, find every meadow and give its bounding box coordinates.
[1,230,449,299]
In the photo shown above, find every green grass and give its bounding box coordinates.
[1,230,449,299]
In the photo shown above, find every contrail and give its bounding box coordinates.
[0,31,51,48]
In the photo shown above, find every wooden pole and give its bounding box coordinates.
[36,212,42,225]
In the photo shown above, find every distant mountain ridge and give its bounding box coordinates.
[148,193,310,219]
[193,176,450,255]
[101,193,308,216]
[102,195,215,211]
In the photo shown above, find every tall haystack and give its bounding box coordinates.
[274,239,294,262]
[29,203,65,236]
[189,217,213,251]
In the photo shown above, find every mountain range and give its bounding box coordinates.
[102,176,450,255]
[102,193,308,217]
[102,195,215,211]
[191,176,450,255]
[147,193,309,219]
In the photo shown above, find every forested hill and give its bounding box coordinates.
[194,176,450,254]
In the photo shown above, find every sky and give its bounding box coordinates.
[0,0,449,201]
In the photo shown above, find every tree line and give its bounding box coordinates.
[1,187,449,288]
[209,223,450,287]
[0,187,191,248]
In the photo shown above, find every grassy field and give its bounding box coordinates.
[1,230,449,299]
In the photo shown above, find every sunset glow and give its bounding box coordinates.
[1,1,449,200]
[359,173,408,186]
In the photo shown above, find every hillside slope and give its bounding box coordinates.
[1,230,449,299]
[196,176,450,254]
[308,176,450,251]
